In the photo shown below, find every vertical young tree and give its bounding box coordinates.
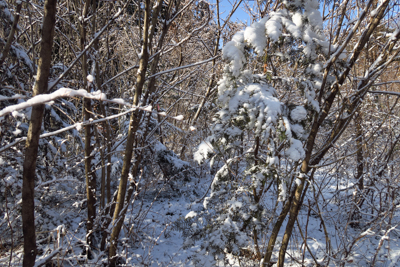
[80,0,96,250]
[191,0,331,263]
[190,0,400,265]
[21,0,57,266]
[108,0,170,264]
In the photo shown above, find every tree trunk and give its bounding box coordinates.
[108,0,151,263]
[22,1,57,266]
[108,0,165,264]
[80,0,96,250]
[268,2,391,265]
[262,193,293,266]
[351,112,364,226]
[0,1,22,66]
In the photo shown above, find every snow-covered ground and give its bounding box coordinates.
[1,161,400,266]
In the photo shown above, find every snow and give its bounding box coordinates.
[290,106,307,122]
[185,211,197,219]
[371,0,385,17]
[143,105,152,111]
[222,31,245,77]
[292,12,303,27]
[244,17,269,55]
[76,123,82,131]
[12,128,22,135]
[291,123,305,138]
[11,43,35,72]
[193,140,214,164]
[304,1,323,30]
[265,11,284,42]
[0,88,107,117]
[389,27,400,41]
[172,115,184,121]
[285,138,305,161]
[2,1,400,266]
[217,83,282,138]
[282,16,302,39]
[109,98,128,105]
[86,74,94,83]
[153,141,189,171]
[2,137,400,267]
[278,179,288,201]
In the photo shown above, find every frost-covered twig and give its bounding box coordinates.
[146,56,219,80]
[48,3,127,91]
[368,90,400,97]
[370,224,399,266]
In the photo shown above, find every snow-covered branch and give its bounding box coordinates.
[0,94,28,101]
[0,88,106,117]
[0,96,184,153]
[33,247,63,267]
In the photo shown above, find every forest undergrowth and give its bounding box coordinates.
[1,0,400,266]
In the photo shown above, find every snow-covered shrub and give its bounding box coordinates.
[188,0,343,264]
[154,141,191,181]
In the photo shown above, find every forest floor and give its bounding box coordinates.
[2,168,400,266]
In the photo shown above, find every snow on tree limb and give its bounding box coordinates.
[0,94,183,153]
[33,247,63,267]
[0,88,107,117]
[0,94,28,101]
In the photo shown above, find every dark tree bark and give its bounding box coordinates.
[0,1,22,66]
[80,0,96,250]
[22,1,57,266]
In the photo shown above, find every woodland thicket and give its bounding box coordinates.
[1,0,400,266]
